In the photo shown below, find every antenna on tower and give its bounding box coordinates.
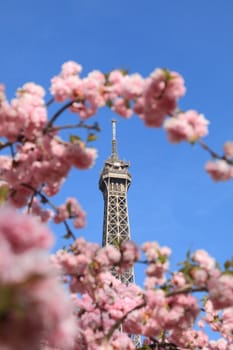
[111,119,118,160]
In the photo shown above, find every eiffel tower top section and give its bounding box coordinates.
[99,120,131,191]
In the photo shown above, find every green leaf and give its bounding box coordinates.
[224,259,233,271]
[106,99,113,108]
[66,201,72,216]
[158,254,167,264]
[87,133,97,142]
[120,69,129,76]
[70,134,81,143]
[162,68,171,81]
[0,185,8,205]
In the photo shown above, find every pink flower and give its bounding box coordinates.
[164,110,209,143]
[169,329,209,349]
[0,206,76,349]
[54,197,86,229]
[137,69,186,127]
[208,274,233,309]
[0,206,53,253]
[141,241,160,260]
[50,76,73,102]
[120,240,140,268]
[20,82,46,97]
[191,267,208,287]
[111,332,135,350]
[193,249,216,271]
[95,245,121,267]
[171,272,187,288]
[142,241,171,262]
[28,197,54,223]
[205,160,233,181]
[145,289,165,308]
[0,83,6,101]
[61,60,83,78]
[121,73,145,99]
[223,141,233,159]
[67,142,97,169]
[112,97,133,118]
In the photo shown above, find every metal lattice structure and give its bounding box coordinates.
[99,120,141,347]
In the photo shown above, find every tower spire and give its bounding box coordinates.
[111,119,118,160]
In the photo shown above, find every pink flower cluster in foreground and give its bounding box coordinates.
[0,206,76,350]
[50,238,233,350]
[0,206,232,349]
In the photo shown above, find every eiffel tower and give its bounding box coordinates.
[99,120,141,347]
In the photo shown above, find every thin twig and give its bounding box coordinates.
[51,121,101,132]
[197,139,221,159]
[21,183,76,241]
[106,283,207,341]
[166,284,207,297]
[46,97,55,107]
[0,141,13,151]
[106,298,146,340]
[44,100,75,132]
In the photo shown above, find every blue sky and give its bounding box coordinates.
[0,1,233,279]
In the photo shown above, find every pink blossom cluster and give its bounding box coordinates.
[54,197,86,228]
[50,62,187,126]
[0,206,76,350]
[0,82,47,142]
[50,237,233,349]
[53,238,139,295]
[142,241,171,287]
[223,141,233,159]
[135,69,186,127]
[0,215,232,350]
[0,135,97,209]
[0,59,226,223]
[174,249,233,311]
[205,159,233,181]
[52,238,143,349]
[51,61,106,119]
[27,197,54,223]
[164,110,209,143]
[196,301,233,349]
[205,141,233,181]
[208,274,233,309]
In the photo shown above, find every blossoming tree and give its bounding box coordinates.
[0,61,232,350]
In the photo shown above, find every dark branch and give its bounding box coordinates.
[21,183,76,241]
[44,100,75,132]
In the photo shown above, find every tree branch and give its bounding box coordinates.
[44,100,75,132]
[21,183,76,241]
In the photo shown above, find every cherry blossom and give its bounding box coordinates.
[223,141,233,159]
[164,110,209,143]
[0,206,76,350]
[0,60,233,349]
[205,159,233,181]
